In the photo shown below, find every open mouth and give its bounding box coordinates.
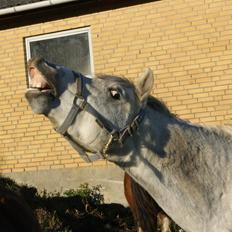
[29,79,52,92]
[26,59,57,96]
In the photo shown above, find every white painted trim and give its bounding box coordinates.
[15,1,50,12]
[25,27,95,76]
[50,0,75,4]
[0,0,76,16]
[25,27,91,46]
[0,7,15,15]
[87,27,95,77]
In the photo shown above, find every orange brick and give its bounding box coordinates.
[64,163,79,168]
[25,167,37,172]
[51,164,64,170]
[0,169,12,173]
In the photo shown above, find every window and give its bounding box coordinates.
[25,27,94,77]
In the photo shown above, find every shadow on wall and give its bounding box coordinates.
[0,176,135,232]
[0,0,161,30]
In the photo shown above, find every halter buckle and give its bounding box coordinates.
[111,130,120,140]
[73,95,87,110]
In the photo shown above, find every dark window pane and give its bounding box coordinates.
[30,32,91,75]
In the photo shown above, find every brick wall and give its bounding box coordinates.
[0,0,231,173]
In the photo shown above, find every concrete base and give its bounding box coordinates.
[4,166,127,205]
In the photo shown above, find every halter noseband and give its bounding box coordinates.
[55,72,145,162]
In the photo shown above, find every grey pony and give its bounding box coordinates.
[25,57,232,232]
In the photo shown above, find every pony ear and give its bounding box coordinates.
[136,68,154,105]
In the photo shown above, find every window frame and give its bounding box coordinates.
[25,27,94,77]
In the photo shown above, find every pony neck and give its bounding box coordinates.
[108,106,206,232]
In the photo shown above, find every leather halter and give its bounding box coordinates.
[55,72,145,162]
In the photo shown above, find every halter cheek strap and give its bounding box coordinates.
[55,71,145,162]
[55,96,86,135]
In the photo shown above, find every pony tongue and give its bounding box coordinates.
[29,66,49,89]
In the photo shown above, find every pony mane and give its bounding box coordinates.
[147,96,176,118]
[148,96,232,143]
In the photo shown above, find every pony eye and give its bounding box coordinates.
[109,88,121,100]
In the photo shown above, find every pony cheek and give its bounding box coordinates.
[68,113,106,147]
[78,126,100,144]
[89,129,110,150]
